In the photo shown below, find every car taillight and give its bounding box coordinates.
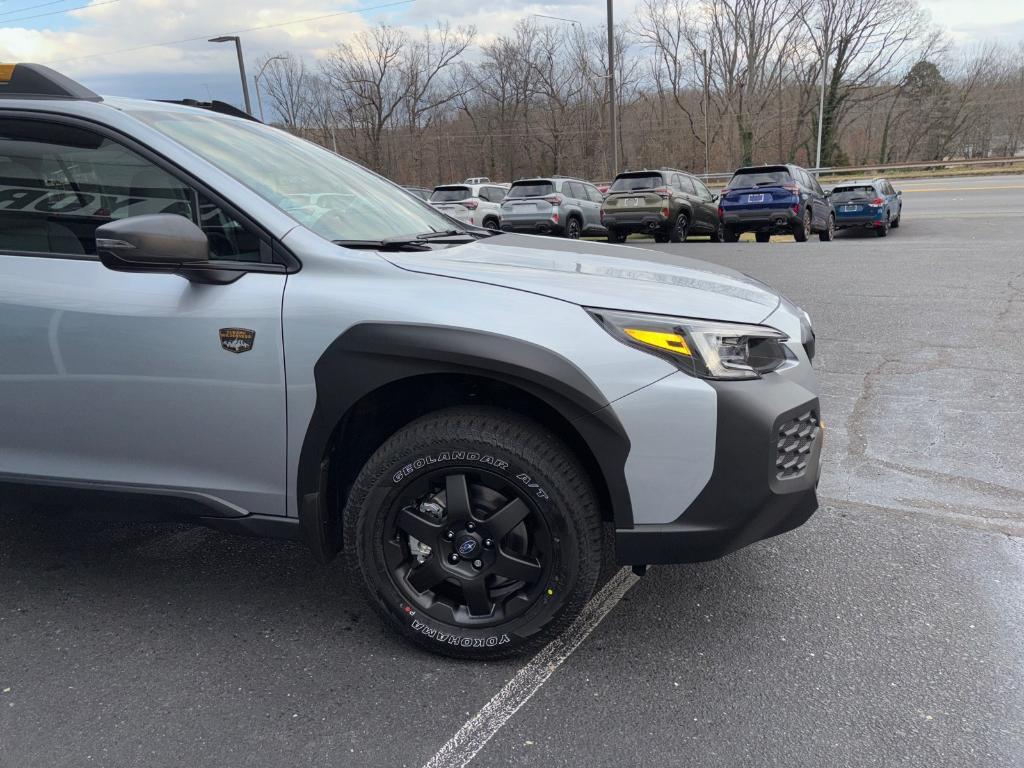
[869,197,884,207]
[783,183,800,194]
[661,207,670,218]
[792,203,800,214]
[655,187,670,198]
[462,200,479,210]
[543,195,563,205]
[718,206,724,219]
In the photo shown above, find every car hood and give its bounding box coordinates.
[382,233,782,325]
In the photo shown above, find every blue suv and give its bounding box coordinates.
[829,179,902,237]
[719,164,835,243]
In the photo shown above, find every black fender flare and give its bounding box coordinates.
[296,323,634,558]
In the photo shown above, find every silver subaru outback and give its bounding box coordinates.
[0,65,823,659]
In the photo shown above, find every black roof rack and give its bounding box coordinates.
[0,63,101,101]
[156,99,260,122]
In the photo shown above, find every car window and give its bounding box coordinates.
[508,181,553,198]
[131,106,458,243]
[727,167,792,189]
[675,174,696,194]
[487,186,507,202]
[610,173,663,192]
[692,177,713,199]
[585,185,603,203]
[830,185,877,202]
[430,186,472,202]
[809,173,824,195]
[565,181,584,200]
[0,118,261,261]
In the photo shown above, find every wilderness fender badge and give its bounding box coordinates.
[219,328,255,354]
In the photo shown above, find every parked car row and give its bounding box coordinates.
[411,167,903,243]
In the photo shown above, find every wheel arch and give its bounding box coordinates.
[296,324,632,561]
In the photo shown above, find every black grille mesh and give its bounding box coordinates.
[776,410,820,479]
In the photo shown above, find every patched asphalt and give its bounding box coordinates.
[2,175,1022,767]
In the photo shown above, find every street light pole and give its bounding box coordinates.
[209,35,252,116]
[606,0,618,178]
[701,49,709,178]
[814,32,828,171]
[254,55,287,122]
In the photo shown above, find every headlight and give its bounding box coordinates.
[587,308,790,380]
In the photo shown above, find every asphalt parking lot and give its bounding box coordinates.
[2,175,1022,768]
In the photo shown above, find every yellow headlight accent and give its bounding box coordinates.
[624,328,692,356]
[0,64,15,84]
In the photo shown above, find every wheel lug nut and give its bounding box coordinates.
[444,530,455,540]
[472,559,483,569]
[448,553,460,564]
[484,539,494,549]
[466,522,476,531]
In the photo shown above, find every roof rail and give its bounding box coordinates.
[0,63,101,101]
[156,99,260,122]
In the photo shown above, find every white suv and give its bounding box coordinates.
[429,183,507,230]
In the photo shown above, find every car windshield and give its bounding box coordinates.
[430,186,472,202]
[728,168,792,189]
[128,107,459,243]
[610,173,663,192]
[508,181,554,198]
[831,185,877,201]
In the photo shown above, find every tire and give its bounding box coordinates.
[876,215,890,237]
[653,233,670,243]
[669,213,689,243]
[607,226,626,243]
[565,217,582,240]
[343,406,604,660]
[891,210,901,228]
[482,217,500,231]
[819,213,835,241]
[723,226,741,243]
[755,232,771,243]
[793,208,811,242]
[709,221,725,243]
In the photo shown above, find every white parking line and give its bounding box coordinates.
[421,567,641,768]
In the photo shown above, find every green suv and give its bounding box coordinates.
[601,169,723,244]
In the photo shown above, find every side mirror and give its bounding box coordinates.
[97,214,208,274]
[711,193,720,202]
[824,190,832,197]
[896,190,902,196]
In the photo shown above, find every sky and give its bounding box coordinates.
[0,0,1021,109]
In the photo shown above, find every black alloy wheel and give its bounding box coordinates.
[710,221,725,243]
[385,470,551,627]
[669,213,689,243]
[819,213,835,241]
[344,407,603,659]
[794,208,811,242]
[565,218,582,239]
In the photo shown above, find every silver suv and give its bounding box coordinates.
[499,177,606,239]
[0,64,823,660]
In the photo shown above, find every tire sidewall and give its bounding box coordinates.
[348,434,589,657]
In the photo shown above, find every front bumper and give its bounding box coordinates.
[614,355,822,565]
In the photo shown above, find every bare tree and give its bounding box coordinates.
[257,53,310,129]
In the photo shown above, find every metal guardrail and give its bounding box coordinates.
[697,155,1024,183]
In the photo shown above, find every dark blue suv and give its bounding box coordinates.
[829,178,902,237]
[719,164,835,243]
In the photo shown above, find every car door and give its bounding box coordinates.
[688,176,717,232]
[806,170,829,228]
[582,184,605,232]
[0,115,288,517]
